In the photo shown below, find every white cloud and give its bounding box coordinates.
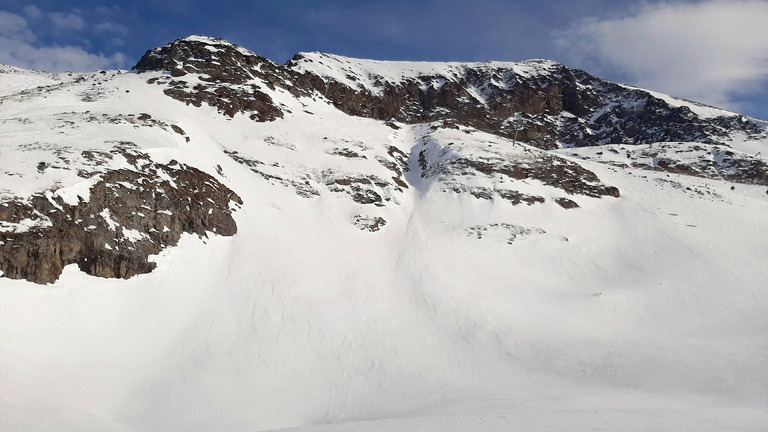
[0,11,35,42]
[49,11,86,31]
[554,0,768,110]
[0,39,128,72]
[95,21,129,37]
[22,5,43,20]
[0,10,127,72]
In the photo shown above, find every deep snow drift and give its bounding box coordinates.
[1,39,767,432]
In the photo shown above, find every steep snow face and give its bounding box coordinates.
[618,84,739,119]
[1,35,768,432]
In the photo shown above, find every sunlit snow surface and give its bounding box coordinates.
[0,61,767,432]
[289,52,560,97]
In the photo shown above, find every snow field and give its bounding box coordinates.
[0,64,767,432]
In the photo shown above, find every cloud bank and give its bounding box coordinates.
[0,9,127,72]
[555,0,768,111]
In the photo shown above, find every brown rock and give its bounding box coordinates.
[0,149,241,284]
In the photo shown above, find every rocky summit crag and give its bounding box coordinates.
[135,37,767,150]
[1,35,767,284]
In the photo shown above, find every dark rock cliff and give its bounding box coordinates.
[134,36,289,121]
[134,37,765,151]
[0,148,241,284]
[287,55,765,150]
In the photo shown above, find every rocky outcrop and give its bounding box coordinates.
[416,135,620,202]
[285,56,568,148]
[5,36,766,287]
[135,36,287,121]
[466,223,546,244]
[134,36,283,85]
[155,76,283,121]
[133,37,766,151]
[286,54,766,150]
[0,148,241,284]
[555,197,580,209]
[224,148,406,206]
[353,215,387,232]
[432,154,620,198]
[563,142,768,185]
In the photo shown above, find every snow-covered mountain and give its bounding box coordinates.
[1,35,766,431]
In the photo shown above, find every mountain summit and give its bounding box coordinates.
[138,36,768,149]
[1,36,767,432]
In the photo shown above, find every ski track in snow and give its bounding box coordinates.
[0,61,767,432]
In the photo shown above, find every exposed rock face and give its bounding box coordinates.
[0,149,241,284]
[286,56,569,148]
[135,36,287,121]
[134,36,766,152]
[353,215,387,232]
[562,142,768,185]
[4,35,767,286]
[134,36,287,86]
[466,223,546,244]
[414,128,620,205]
[286,54,767,150]
[425,153,620,198]
[555,197,580,209]
[322,170,396,206]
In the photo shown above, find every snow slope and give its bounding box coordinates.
[289,52,560,97]
[0,65,63,97]
[1,55,767,432]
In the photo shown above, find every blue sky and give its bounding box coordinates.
[1,0,767,119]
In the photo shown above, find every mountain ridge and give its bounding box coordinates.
[0,35,767,432]
[134,36,768,150]
[1,35,766,283]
